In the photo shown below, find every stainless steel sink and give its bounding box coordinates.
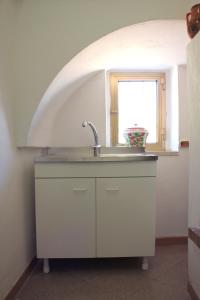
[36,147,158,163]
[100,153,145,157]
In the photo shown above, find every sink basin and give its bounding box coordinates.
[36,146,158,162]
[100,153,145,158]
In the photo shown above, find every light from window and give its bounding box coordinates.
[110,72,166,151]
[118,80,157,144]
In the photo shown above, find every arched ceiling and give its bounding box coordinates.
[28,20,189,145]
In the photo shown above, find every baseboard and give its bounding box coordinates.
[4,257,37,300]
[155,236,188,246]
[188,281,200,300]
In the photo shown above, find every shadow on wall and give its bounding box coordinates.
[27,20,188,147]
[0,91,13,188]
[28,71,100,146]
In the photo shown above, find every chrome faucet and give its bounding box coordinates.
[82,121,101,157]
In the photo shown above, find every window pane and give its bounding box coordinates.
[118,81,157,144]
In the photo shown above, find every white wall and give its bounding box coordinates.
[187,33,200,298]
[179,65,189,141]
[156,151,188,237]
[188,36,200,229]
[52,71,106,147]
[0,2,37,299]
[155,65,189,238]
[14,0,194,146]
[166,67,179,151]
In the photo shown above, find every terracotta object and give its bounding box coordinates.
[186,4,200,38]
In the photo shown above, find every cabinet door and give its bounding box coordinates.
[96,177,156,257]
[35,178,95,258]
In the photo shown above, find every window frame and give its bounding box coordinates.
[110,72,166,151]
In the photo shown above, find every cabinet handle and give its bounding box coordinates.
[73,188,87,192]
[105,187,120,192]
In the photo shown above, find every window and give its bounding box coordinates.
[110,72,166,151]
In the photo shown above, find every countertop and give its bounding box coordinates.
[35,151,158,163]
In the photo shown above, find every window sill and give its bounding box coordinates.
[146,151,179,156]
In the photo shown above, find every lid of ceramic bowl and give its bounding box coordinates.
[124,127,147,132]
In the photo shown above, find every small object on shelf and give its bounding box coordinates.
[123,125,148,148]
[186,3,200,39]
[180,140,189,148]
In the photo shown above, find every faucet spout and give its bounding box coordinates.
[82,121,101,156]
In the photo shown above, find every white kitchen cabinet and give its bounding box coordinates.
[35,159,156,272]
[35,178,96,259]
[96,177,155,258]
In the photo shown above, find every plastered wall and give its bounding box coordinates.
[0,2,38,299]
[52,71,106,147]
[187,33,200,298]
[14,0,196,146]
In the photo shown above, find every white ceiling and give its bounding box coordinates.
[77,19,190,71]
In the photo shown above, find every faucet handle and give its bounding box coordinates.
[82,121,88,127]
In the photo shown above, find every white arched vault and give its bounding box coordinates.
[28,20,189,146]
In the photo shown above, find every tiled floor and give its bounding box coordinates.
[16,244,190,300]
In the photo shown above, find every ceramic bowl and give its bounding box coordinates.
[123,127,148,147]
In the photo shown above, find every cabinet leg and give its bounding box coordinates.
[43,258,50,273]
[142,257,149,271]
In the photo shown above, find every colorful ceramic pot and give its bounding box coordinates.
[123,127,149,147]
